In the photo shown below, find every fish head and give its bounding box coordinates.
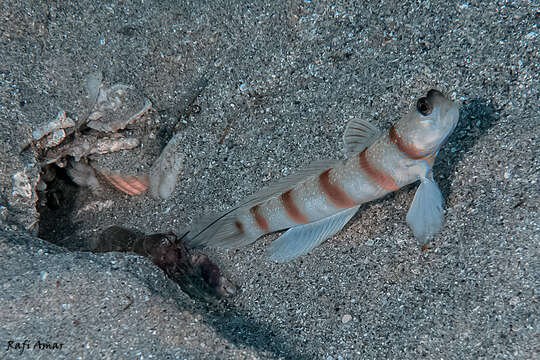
[400,89,460,156]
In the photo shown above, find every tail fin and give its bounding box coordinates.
[186,212,257,249]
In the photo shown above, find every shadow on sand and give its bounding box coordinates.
[436,97,498,199]
[135,271,309,360]
[202,302,311,360]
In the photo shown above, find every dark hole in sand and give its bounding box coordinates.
[37,163,80,247]
[34,162,236,301]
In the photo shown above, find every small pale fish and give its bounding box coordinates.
[187,89,460,262]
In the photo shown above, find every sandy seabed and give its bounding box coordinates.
[1,1,538,359]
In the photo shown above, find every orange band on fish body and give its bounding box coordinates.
[250,205,269,231]
[319,169,356,208]
[424,152,436,166]
[234,220,244,233]
[358,148,399,191]
[280,189,309,224]
[389,125,426,160]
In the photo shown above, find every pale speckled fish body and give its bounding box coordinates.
[188,89,460,261]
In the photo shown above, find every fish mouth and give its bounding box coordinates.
[426,88,457,118]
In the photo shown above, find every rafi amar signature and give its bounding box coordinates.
[6,340,64,355]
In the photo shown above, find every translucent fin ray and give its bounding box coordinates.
[188,214,258,249]
[267,205,360,262]
[343,118,381,157]
[406,177,444,244]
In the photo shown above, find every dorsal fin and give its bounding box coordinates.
[343,118,381,157]
[242,159,339,206]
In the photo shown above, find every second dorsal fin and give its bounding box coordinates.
[241,159,339,206]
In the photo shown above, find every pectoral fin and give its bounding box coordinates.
[267,205,360,262]
[406,177,444,243]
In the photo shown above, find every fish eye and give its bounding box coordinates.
[416,97,432,116]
